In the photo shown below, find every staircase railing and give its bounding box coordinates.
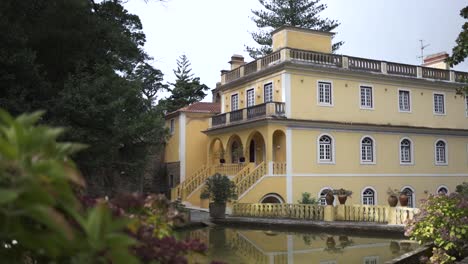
[171,165,208,200]
[210,163,245,176]
[233,163,256,185]
[236,162,266,196]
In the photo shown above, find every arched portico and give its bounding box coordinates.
[227,134,243,163]
[246,131,266,165]
[209,138,224,165]
[272,130,286,162]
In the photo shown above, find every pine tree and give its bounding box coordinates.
[246,0,343,59]
[161,55,209,113]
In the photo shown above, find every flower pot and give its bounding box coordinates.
[219,158,225,164]
[325,193,334,205]
[209,202,226,219]
[239,157,245,163]
[388,195,398,207]
[338,195,347,205]
[399,193,409,207]
[326,237,336,249]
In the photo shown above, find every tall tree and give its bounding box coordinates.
[246,0,343,59]
[447,6,468,67]
[0,0,168,195]
[160,55,209,113]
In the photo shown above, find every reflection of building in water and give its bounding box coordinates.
[188,229,209,246]
[224,228,417,264]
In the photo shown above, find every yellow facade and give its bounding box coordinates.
[166,26,468,209]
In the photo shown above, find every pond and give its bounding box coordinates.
[178,226,420,264]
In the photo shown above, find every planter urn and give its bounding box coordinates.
[338,195,347,205]
[399,193,409,207]
[209,202,226,219]
[219,158,225,164]
[239,157,245,163]
[325,192,334,205]
[388,195,398,207]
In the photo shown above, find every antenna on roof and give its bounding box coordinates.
[417,40,430,64]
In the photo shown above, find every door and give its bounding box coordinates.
[249,140,255,163]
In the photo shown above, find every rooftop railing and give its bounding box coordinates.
[220,48,467,85]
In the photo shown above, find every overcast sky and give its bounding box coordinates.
[124,0,468,102]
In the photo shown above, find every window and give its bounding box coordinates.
[231,94,239,111]
[318,82,332,105]
[361,137,375,163]
[362,188,375,205]
[437,186,448,195]
[433,93,445,114]
[264,83,273,103]
[169,119,175,134]
[318,135,333,163]
[360,86,373,108]
[400,138,412,164]
[435,140,447,165]
[246,88,255,107]
[402,187,414,208]
[399,90,411,112]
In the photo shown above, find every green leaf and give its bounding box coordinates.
[0,189,19,204]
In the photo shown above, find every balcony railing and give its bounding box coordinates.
[220,48,467,85]
[211,102,286,128]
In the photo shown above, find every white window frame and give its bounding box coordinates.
[317,133,335,164]
[169,119,175,135]
[398,89,411,113]
[436,185,449,195]
[246,88,255,107]
[401,186,416,208]
[360,135,376,165]
[359,85,374,110]
[263,82,273,103]
[361,187,377,205]
[433,92,446,115]
[317,81,333,107]
[434,139,448,166]
[399,137,414,165]
[231,93,239,111]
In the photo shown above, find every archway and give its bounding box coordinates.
[260,193,284,203]
[209,138,224,165]
[227,135,243,164]
[246,131,266,165]
[272,130,286,162]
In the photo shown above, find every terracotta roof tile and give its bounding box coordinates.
[166,102,220,117]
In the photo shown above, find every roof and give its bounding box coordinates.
[165,102,221,118]
[271,25,335,37]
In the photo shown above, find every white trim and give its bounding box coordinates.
[287,235,294,264]
[359,84,375,110]
[359,135,377,165]
[230,93,239,111]
[317,133,336,164]
[318,186,335,206]
[436,185,450,194]
[286,128,293,203]
[361,186,378,205]
[282,73,291,118]
[179,113,186,182]
[400,185,416,208]
[317,80,334,107]
[245,88,255,108]
[260,193,284,203]
[263,81,274,103]
[432,92,446,116]
[399,137,414,165]
[434,138,448,166]
[397,88,412,113]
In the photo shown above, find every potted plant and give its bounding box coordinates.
[333,188,352,204]
[399,189,409,207]
[218,149,226,164]
[298,192,318,204]
[200,173,237,219]
[387,188,399,207]
[324,189,334,205]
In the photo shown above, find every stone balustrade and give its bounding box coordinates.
[210,102,286,128]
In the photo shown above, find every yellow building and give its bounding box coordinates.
[165,26,468,209]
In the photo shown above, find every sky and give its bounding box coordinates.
[124,0,468,102]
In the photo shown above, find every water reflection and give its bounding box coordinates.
[180,227,419,264]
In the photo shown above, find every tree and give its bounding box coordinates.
[246,0,343,59]
[447,6,468,67]
[160,55,209,113]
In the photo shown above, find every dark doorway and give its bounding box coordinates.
[249,140,255,162]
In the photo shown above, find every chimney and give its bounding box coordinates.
[228,54,245,70]
[423,52,449,70]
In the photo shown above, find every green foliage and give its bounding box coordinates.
[0,110,139,263]
[160,55,209,113]
[298,192,317,204]
[405,193,468,263]
[456,182,468,196]
[332,188,353,197]
[0,0,168,191]
[247,0,343,59]
[447,6,468,67]
[200,174,237,203]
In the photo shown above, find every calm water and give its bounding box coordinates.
[178,226,419,264]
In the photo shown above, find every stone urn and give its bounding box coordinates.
[326,237,336,249]
[399,193,409,207]
[338,195,347,205]
[219,158,225,164]
[325,192,334,205]
[388,195,398,207]
[209,202,226,219]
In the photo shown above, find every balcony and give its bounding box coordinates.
[220,48,468,85]
[211,102,286,128]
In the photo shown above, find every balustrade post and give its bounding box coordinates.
[381,62,387,74]
[239,66,245,78]
[225,113,231,125]
[387,207,397,225]
[280,48,290,62]
[342,56,349,69]
[324,205,335,222]
[335,204,345,221]
[268,161,273,175]
[257,58,263,70]
[416,67,422,78]
[449,71,455,82]
[242,108,247,122]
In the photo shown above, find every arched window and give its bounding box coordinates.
[231,141,240,163]
[260,193,284,204]
[318,135,333,163]
[402,187,415,208]
[361,137,375,163]
[362,188,375,205]
[437,186,448,195]
[400,139,412,164]
[435,140,447,165]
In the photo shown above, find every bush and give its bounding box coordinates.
[200,174,237,203]
[405,193,468,263]
[298,192,318,204]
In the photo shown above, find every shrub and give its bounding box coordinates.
[405,193,468,263]
[200,174,237,203]
[298,192,318,204]
[456,182,468,196]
